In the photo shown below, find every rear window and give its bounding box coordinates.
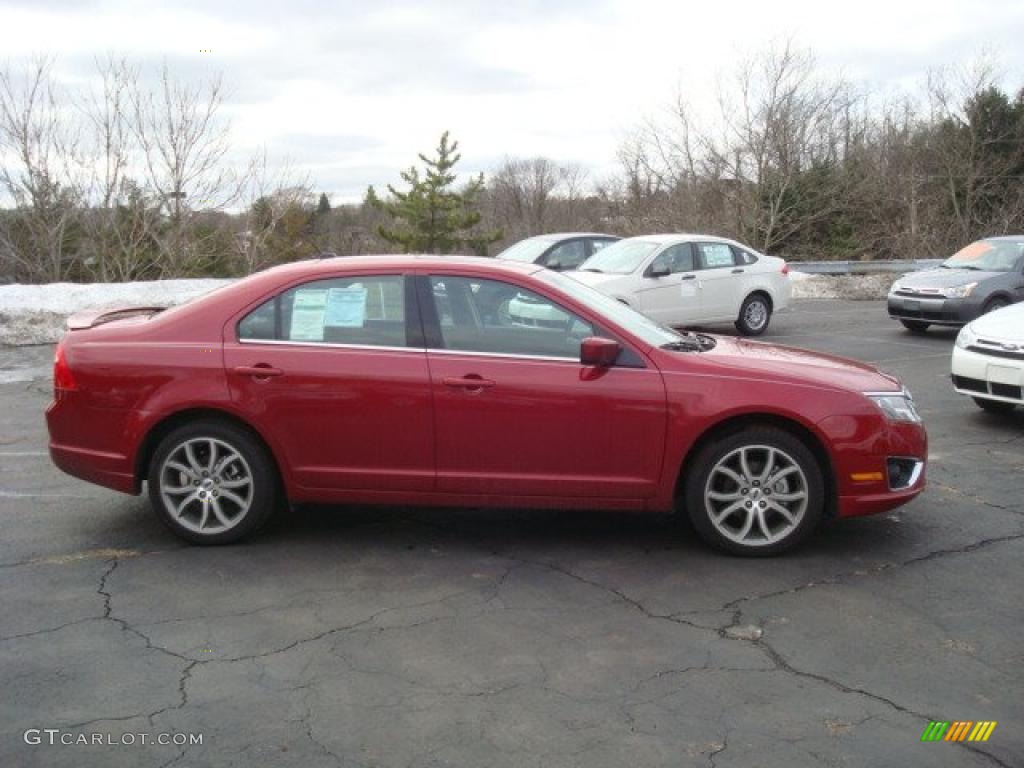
[238,275,408,347]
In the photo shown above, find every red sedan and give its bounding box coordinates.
[46,256,927,555]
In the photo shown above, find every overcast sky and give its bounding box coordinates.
[3,0,1023,202]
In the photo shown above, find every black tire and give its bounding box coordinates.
[972,397,1016,415]
[900,319,930,333]
[684,426,825,556]
[735,293,772,336]
[983,297,1009,314]
[147,419,280,545]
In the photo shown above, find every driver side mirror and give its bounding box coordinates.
[580,336,621,367]
[647,263,669,278]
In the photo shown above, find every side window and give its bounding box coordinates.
[649,243,694,275]
[237,298,277,340]
[696,242,737,269]
[732,246,759,265]
[590,238,616,255]
[429,276,595,359]
[239,275,407,347]
[543,240,587,270]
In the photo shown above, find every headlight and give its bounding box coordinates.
[889,282,902,295]
[955,324,976,350]
[867,389,921,423]
[941,282,977,298]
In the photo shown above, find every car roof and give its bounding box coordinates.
[619,233,735,244]
[262,253,544,280]
[522,232,620,241]
[983,235,1024,242]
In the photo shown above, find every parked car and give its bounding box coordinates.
[952,301,1024,414]
[495,233,620,271]
[47,255,926,556]
[887,236,1024,333]
[565,234,791,335]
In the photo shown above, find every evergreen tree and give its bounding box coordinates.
[365,131,502,254]
[317,192,331,216]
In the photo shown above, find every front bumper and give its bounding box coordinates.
[951,345,1024,405]
[818,414,928,518]
[887,294,983,326]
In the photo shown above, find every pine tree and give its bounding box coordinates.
[317,192,331,216]
[365,131,501,254]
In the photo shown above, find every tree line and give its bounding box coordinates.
[1,44,1022,284]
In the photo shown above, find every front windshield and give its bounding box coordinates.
[538,269,683,348]
[577,239,659,274]
[496,237,556,263]
[943,239,1024,272]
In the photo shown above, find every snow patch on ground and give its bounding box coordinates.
[790,272,894,300]
[0,279,230,346]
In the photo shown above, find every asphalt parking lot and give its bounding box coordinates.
[1,299,1021,768]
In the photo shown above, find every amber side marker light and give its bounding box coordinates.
[850,471,884,482]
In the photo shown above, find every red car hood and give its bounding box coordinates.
[684,336,902,393]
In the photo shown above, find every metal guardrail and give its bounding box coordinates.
[789,258,943,275]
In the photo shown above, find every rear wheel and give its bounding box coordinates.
[685,427,824,556]
[900,319,930,333]
[148,420,280,545]
[972,397,1017,415]
[735,294,772,336]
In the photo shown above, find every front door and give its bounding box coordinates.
[224,273,435,492]
[636,243,700,325]
[421,274,667,500]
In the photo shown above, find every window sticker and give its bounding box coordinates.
[951,241,993,261]
[702,244,734,268]
[290,288,328,341]
[325,286,368,328]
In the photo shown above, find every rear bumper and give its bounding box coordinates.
[49,442,137,494]
[46,397,138,494]
[887,295,982,326]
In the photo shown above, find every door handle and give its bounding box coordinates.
[442,376,495,390]
[732,268,745,274]
[681,274,697,280]
[232,364,284,378]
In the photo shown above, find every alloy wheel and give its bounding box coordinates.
[703,444,808,546]
[159,437,254,535]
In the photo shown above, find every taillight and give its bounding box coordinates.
[53,342,77,394]
[781,261,790,276]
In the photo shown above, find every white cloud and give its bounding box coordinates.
[1,0,1022,201]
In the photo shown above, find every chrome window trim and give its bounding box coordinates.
[427,348,579,363]
[237,338,425,353]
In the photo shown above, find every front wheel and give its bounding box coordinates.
[735,294,771,336]
[983,297,1009,314]
[900,319,930,333]
[973,397,1016,415]
[685,427,824,556]
[148,420,280,545]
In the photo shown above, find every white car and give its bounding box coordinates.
[561,234,792,335]
[952,301,1024,413]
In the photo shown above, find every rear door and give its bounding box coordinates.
[694,241,742,320]
[224,272,435,492]
[420,273,667,500]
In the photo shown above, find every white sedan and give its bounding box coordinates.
[952,301,1024,413]
[562,234,792,335]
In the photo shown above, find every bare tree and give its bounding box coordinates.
[129,63,240,275]
[236,149,313,273]
[0,58,84,281]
